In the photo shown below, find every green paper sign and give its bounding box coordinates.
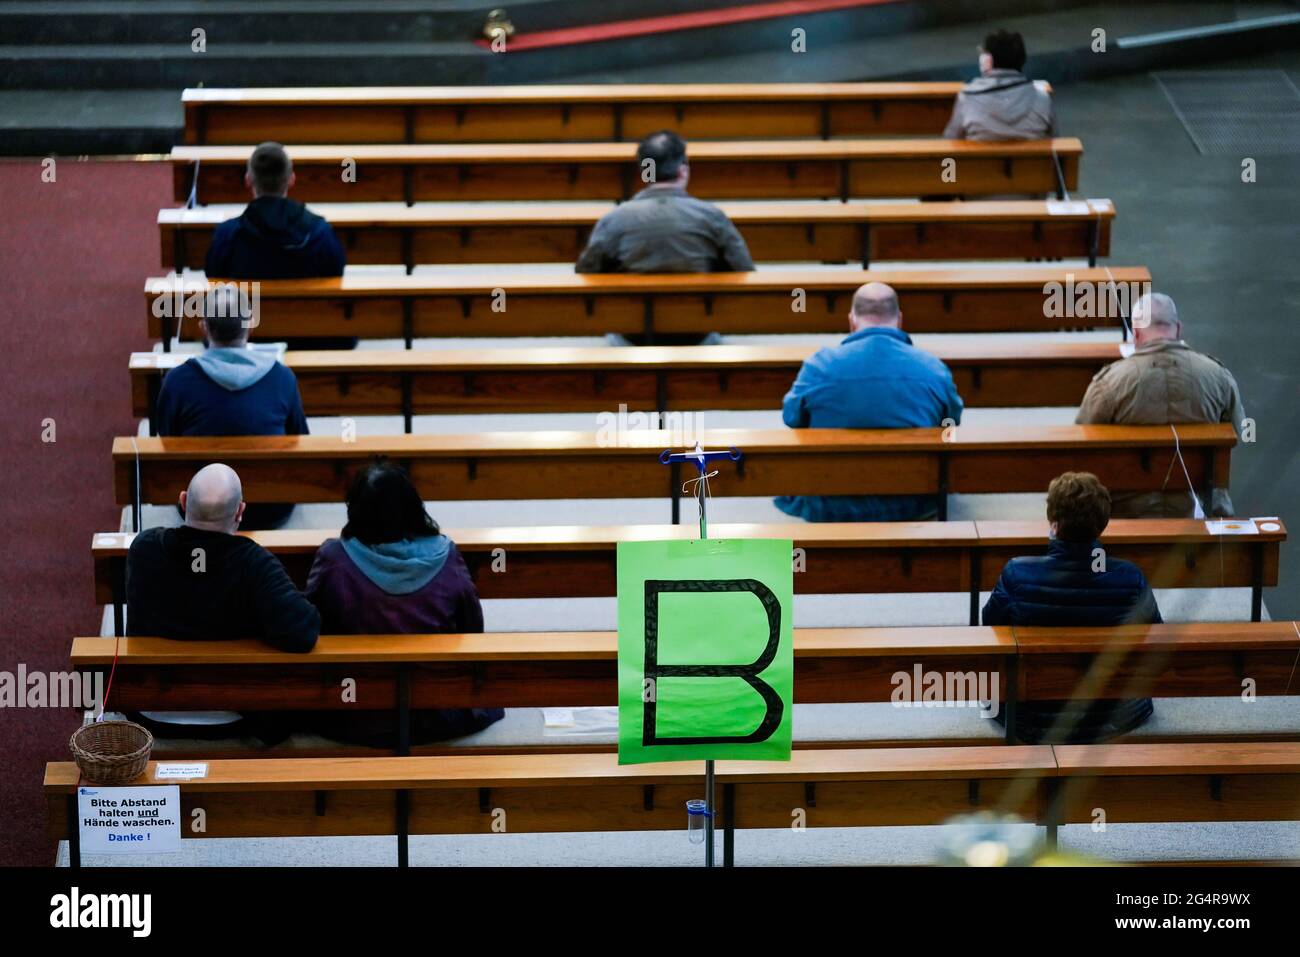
[617,538,793,765]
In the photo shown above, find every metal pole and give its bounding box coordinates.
[698,472,715,868]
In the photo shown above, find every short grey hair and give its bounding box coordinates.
[1132,292,1178,329]
[851,282,901,322]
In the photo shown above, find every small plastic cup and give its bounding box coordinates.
[686,799,709,844]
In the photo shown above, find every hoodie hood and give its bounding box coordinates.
[193,346,278,391]
[961,69,1040,123]
[341,534,451,596]
[238,195,326,251]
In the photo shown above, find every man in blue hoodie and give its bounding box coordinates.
[776,282,964,522]
[156,285,308,529]
[205,141,349,349]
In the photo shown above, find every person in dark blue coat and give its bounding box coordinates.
[156,285,308,530]
[983,471,1161,743]
[204,141,349,349]
[777,282,964,522]
[205,141,345,281]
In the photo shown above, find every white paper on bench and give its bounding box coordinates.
[155,762,209,780]
[542,707,618,736]
[1205,519,1258,535]
[1046,200,1091,215]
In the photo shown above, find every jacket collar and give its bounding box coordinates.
[1134,338,1189,356]
[631,183,688,201]
[842,325,912,346]
[1047,537,1102,559]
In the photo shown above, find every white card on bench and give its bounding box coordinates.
[1205,519,1258,535]
[1046,200,1090,216]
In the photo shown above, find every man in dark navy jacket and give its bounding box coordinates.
[983,471,1161,743]
[156,285,308,530]
[205,141,345,280]
[205,141,348,349]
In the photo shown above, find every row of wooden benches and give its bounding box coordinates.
[70,622,1300,743]
[147,267,1149,348]
[47,741,1300,866]
[110,424,1235,526]
[160,198,1115,270]
[93,518,1285,632]
[131,340,1128,431]
[180,81,1054,144]
[172,138,1083,205]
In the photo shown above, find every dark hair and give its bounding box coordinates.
[248,141,292,195]
[1046,471,1111,543]
[636,130,687,183]
[983,29,1027,71]
[341,461,440,544]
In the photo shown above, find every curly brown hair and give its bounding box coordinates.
[1046,471,1111,542]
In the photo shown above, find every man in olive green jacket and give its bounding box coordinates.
[1076,292,1244,517]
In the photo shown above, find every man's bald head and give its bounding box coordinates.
[849,282,902,331]
[180,463,246,533]
[1132,291,1182,346]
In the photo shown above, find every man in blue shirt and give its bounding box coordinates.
[776,282,964,522]
[156,285,308,529]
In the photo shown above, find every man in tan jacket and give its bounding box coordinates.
[1076,292,1244,517]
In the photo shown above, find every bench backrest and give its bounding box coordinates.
[129,340,1128,421]
[71,622,1300,715]
[158,198,1115,270]
[180,81,1052,144]
[170,138,1083,203]
[145,267,1150,345]
[45,742,1300,860]
[92,518,1284,619]
[110,424,1235,511]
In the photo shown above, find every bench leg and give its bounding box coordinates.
[1002,657,1019,745]
[395,791,410,868]
[704,759,715,868]
[66,795,81,869]
[1041,779,1062,853]
[723,783,735,868]
[1251,544,1264,622]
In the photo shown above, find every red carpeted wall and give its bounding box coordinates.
[0,158,169,865]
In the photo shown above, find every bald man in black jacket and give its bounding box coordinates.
[126,463,319,650]
[125,464,318,742]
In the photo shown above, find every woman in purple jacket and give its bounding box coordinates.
[305,461,503,747]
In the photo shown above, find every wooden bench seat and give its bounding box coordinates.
[72,625,1015,714]
[146,267,1150,348]
[170,138,1083,204]
[110,424,1235,526]
[130,339,1128,431]
[181,82,1052,144]
[45,741,1300,866]
[70,622,1300,747]
[92,518,1284,633]
[159,198,1115,271]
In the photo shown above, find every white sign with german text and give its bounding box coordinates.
[77,785,181,854]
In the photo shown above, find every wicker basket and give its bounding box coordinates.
[70,720,153,785]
